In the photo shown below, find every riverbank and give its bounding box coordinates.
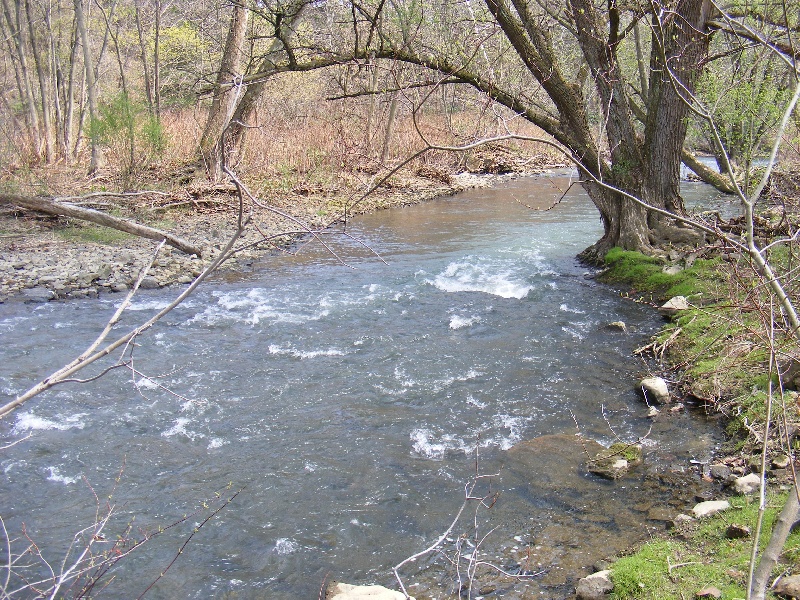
[0,157,559,303]
[593,232,800,599]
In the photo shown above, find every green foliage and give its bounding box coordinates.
[89,92,167,185]
[611,493,800,599]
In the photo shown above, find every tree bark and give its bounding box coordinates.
[0,194,203,256]
[2,0,41,157]
[200,2,249,180]
[74,0,101,175]
[24,0,55,163]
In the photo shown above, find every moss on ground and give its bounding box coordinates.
[611,493,800,599]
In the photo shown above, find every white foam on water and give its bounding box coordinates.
[410,428,449,460]
[190,289,332,326]
[47,466,79,485]
[13,412,87,434]
[428,260,532,299]
[492,415,524,450]
[274,538,299,554]
[465,394,487,409]
[136,377,160,390]
[124,298,184,312]
[449,315,481,329]
[562,326,585,340]
[207,438,226,450]
[0,316,29,332]
[268,345,345,359]
[304,461,317,472]
[559,303,586,314]
[161,417,204,441]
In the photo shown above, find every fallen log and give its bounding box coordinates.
[0,193,202,257]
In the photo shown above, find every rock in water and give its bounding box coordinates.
[588,443,642,480]
[326,582,413,600]
[576,569,613,599]
[639,377,670,404]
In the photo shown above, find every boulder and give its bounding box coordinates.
[640,377,670,404]
[326,582,413,600]
[576,569,613,600]
[658,296,690,317]
[735,473,761,495]
[774,574,800,598]
[695,586,722,599]
[692,500,730,518]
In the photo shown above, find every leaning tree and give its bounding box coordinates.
[200,0,745,257]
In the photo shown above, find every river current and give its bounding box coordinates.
[0,175,729,598]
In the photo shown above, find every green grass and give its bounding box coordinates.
[57,224,133,245]
[611,493,800,599]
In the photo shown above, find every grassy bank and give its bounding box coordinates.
[598,246,800,599]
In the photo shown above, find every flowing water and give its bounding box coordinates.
[0,175,727,598]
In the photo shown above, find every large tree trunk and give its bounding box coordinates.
[200,2,249,180]
[642,0,714,218]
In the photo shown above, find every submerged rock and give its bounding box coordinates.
[588,443,642,480]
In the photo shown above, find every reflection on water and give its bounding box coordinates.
[0,176,720,598]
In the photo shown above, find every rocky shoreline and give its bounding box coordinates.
[0,172,515,304]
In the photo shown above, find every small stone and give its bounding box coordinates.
[663,265,683,276]
[640,377,670,404]
[774,574,800,597]
[111,283,128,293]
[772,454,791,469]
[647,406,660,418]
[139,276,160,290]
[709,464,731,480]
[658,295,690,317]
[735,473,761,495]
[725,523,751,539]
[576,569,613,600]
[692,500,730,518]
[696,586,722,599]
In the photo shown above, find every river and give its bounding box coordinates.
[0,174,729,598]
